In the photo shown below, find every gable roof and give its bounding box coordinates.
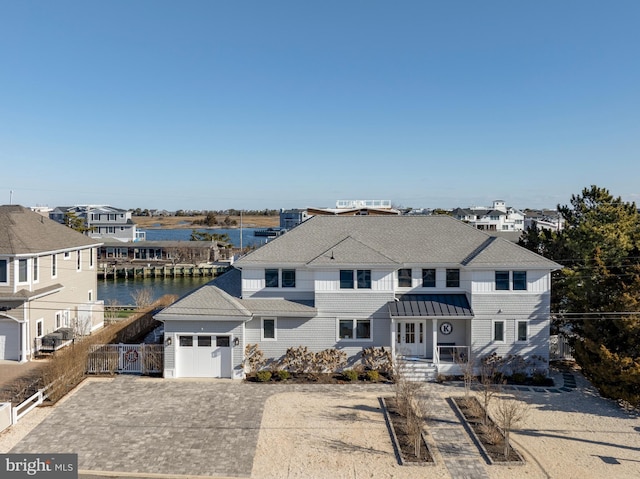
[0,205,100,255]
[235,215,561,270]
[155,268,316,321]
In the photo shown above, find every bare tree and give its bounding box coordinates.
[478,354,502,425]
[493,395,529,459]
[455,350,475,397]
[131,288,153,309]
[104,298,120,321]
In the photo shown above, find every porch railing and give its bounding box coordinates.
[437,345,469,364]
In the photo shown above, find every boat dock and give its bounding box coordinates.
[99,264,227,279]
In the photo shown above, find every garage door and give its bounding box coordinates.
[176,335,232,378]
[0,319,20,361]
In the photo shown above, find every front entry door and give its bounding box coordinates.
[396,321,424,357]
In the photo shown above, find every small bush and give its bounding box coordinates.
[365,370,380,382]
[510,372,527,384]
[276,370,290,381]
[256,371,272,382]
[342,369,358,381]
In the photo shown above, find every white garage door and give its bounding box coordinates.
[176,335,232,378]
[0,319,20,361]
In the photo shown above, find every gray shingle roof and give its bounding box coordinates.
[0,205,101,255]
[235,215,561,270]
[155,268,317,321]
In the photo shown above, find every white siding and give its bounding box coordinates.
[315,291,394,316]
[242,267,314,298]
[314,269,394,292]
[471,270,551,294]
[245,314,391,369]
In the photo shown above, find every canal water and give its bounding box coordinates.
[97,276,214,305]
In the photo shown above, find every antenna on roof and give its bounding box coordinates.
[9,190,13,204]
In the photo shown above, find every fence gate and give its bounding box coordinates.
[88,344,163,375]
[550,334,574,360]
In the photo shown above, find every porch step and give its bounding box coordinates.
[398,360,438,382]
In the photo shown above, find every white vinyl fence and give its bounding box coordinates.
[87,344,164,374]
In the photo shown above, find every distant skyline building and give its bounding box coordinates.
[49,205,146,242]
[451,200,525,232]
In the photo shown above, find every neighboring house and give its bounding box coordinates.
[452,200,525,232]
[97,240,229,264]
[50,205,146,242]
[523,209,565,232]
[156,215,561,379]
[0,205,104,361]
[279,200,400,230]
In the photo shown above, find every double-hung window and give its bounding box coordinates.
[340,270,354,289]
[517,321,528,342]
[265,269,279,287]
[0,259,7,283]
[446,269,460,288]
[340,269,372,289]
[398,269,412,287]
[357,270,371,289]
[338,318,372,340]
[495,271,510,290]
[513,271,527,290]
[262,318,276,340]
[282,269,296,288]
[18,259,28,283]
[493,320,505,342]
[422,268,436,287]
[33,257,39,282]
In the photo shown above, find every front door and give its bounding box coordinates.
[396,321,424,357]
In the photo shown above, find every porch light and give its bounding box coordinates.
[234,337,240,346]
[165,337,172,346]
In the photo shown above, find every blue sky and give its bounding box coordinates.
[1,1,639,211]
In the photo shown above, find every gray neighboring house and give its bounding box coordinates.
[155,215,561,379]
[0,205,104,361]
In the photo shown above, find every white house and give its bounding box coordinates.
[0,205,104,361]
[452,200,526,232]
[50,205,145,242]
[155,215,561,379]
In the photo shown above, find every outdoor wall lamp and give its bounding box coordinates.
[234,337,240,346]
[166,337,172,346]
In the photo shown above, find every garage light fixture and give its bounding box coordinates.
[234,337,240,346]
[165,337,172,346]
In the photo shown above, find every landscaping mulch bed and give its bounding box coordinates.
[245,372,393,384]
[382,396,434,464]
[452,396,523,463]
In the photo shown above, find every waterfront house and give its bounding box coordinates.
[0,205,104,361]
[155,215,561,379]
[50,205,145,242]
[452,200,526,232]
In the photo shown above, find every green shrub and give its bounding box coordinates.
[510,372,527,384]
[342,369,358,381]
[365,370,380,382]
[256,371,272,382]
[531,372,548,386]
[276,370,290,381]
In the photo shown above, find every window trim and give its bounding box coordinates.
[493,320,505,343]
[337,318,373,342]
[261,317,277,341]
[17,258,29,284]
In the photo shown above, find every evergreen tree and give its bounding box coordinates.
[521,186,640,405]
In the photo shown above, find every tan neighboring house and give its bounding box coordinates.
[0,205,104,362]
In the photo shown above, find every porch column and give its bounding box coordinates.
[390,318,395,358]
[432,318,438,364]
[20,320,28,363]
